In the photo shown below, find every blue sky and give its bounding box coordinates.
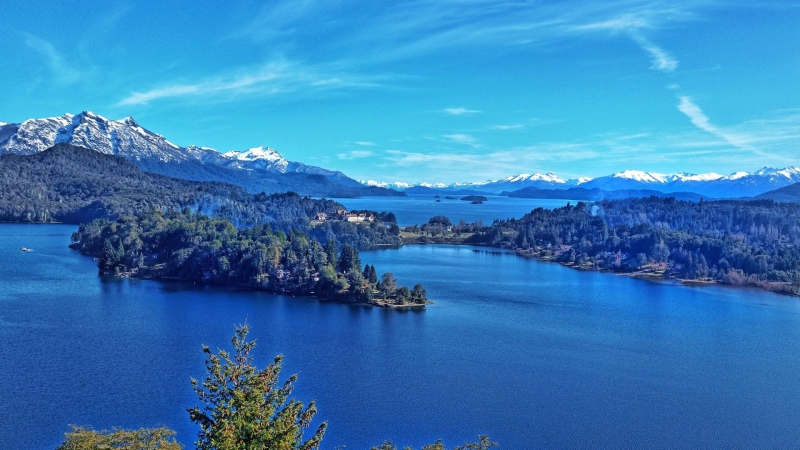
[1,1,798,184]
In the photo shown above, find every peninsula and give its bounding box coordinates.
[70,210,430,308]
[402,198,800,297]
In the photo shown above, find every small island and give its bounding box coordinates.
[70,210,430,308]
[460,195,488,204]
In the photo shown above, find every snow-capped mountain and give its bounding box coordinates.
[0,111,390,197]
[221,146,288,172]
[480,172,574,193]
[361,180,415,190]
[364,172,581,194]
[582,168,800,198]
[366,166,800,198]
[0,112,191,162]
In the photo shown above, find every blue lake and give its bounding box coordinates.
[330,194,575,226]
[2,224,800,449]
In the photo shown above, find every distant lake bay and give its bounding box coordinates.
[330,194,575,226]
[2,223,800,449]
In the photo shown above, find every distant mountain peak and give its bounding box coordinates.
[0,111,398,197]
[501,172,566,184]
[224,146,284,162]
[74,110,104,121]
[758,166,800,179]
[612,170,668,183]
[362,165,800,198]
[119,116,139,127]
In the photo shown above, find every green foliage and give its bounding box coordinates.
[466,197,800,294]
[71,210,428,306]
[0,144,401,249]
[57,426,182,450]
[187,324,326,450]
[56,324,496,449]
[370,435,497,450]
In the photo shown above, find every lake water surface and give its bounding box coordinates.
[2,224,800,449]
[330,194,574,226]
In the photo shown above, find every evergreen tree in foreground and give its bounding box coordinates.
[57,324,494,449]
[187,324,326,450]
[57,426,182,450]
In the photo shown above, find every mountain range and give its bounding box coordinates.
[366,167,800,199]
[2,111,798,201]
[0,111,400,198]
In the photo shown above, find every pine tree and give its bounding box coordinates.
[187,324,326,450]
[324,240,338,268]
[99,238,120,274]
[369,265,378,284]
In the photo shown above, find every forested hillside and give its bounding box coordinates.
[466,197,800,294]
[70,210,428,306]
[0,143,242,223]
[756,181,800,203]
[0,143,401,248]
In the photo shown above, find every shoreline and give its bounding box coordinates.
[102,270,432,309]
[13,221,800,301]
[390,236,800,298]
[510,247,800,298]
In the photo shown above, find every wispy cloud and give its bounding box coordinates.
[442,133,479,146]
[22,32,81,84]
[375,109,800,183]
[443,107,480,115]
[575,11,681,72]
[381,143,599,181]
[231,1,700,68]
[491,124,524,130]
[676,96,752,149]
[631,33,678,72]
[118,60,391,106]
[354,141,376,146]
[337,150,373,160]
[125,2,701,107]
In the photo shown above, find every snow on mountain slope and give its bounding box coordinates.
[611,170,668,183]
[362,172,575,194]
[0,111,189,163]
[0,111,345,177]
[366,166,800,198]
[0,111,381,196]
[0,114,73,154]
[361,180,414,189]
[220,146,290,172]
[500,173,567,184]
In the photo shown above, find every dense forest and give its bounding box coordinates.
[463,197,800,295]
[0,143,401,248]
[70,210,429,307]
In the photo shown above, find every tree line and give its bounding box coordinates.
[465,197,800,295]
[0,143,401,249]
[70,209,428,306]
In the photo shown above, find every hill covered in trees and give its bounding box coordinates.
[71,210,428,307]
[756,181,800,203]
[0,143,242,223]
[0,143,401,249]
[462,197,800,295]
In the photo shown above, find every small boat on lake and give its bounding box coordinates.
[20,247,32,252]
